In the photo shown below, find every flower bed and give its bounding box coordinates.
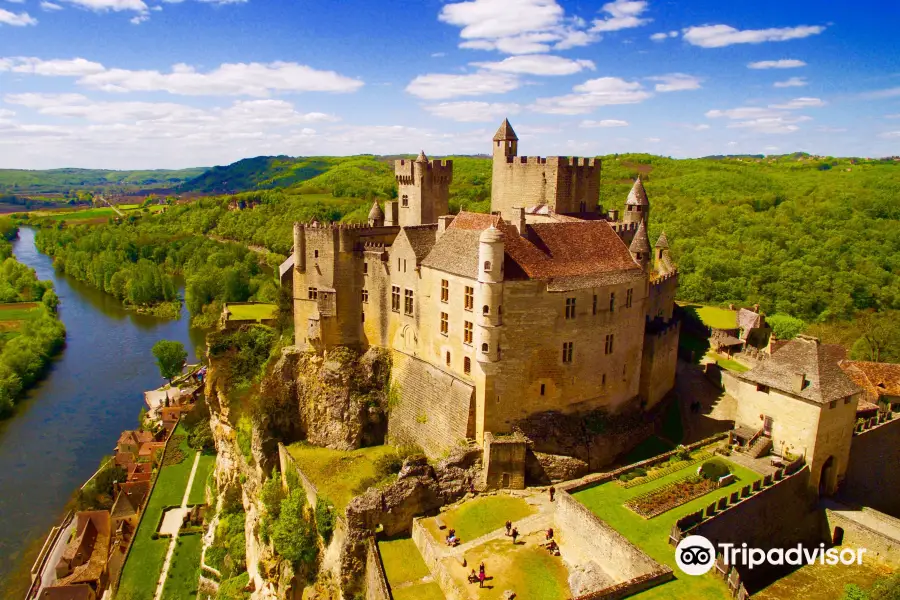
[625,475,719,519]
[618,450,715,488]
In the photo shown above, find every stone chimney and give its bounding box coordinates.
[384,200,399,227]
[608,208,619,221]
[793,372,807,394]
[512,207,526,236]
[437,215,454,238]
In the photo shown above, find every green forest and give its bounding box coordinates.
[0,220,66,417]
[20,151,900,358]
[0,167,207,195]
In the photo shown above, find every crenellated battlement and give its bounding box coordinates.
[650,269,679,287]
[394,158,453,185]
[504,155,600,169]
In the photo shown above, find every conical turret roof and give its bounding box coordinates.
[626,177,649,206]
[655,231,669,249]
[479,223,505,243]
[368,201,384,221]
[415,150,428,163]
[492,119,518,141]
[629,220,651,254]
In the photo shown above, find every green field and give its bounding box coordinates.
[225,303,277,321]
[424,495,534,544]
[160,533,203,600]
[287,443,399,511]
[0,302,43,346]
[378,538,432,588]
[708,354,750,373]
[680,304,737,330]
[573,457,759,600]
[188,452,215,506]
[117,426,197,600]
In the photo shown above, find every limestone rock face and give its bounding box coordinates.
[528,451,590,483]
[567,561,614,597]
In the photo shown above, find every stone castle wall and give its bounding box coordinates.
[646,271,678,321]
[639,320,680,410]
[492,156,600,217]
[387,350,475,456]
[825,506,900,567]
[364,537,391,600]
[841,417,900,517]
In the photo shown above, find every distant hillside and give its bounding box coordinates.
[0,167,207,195]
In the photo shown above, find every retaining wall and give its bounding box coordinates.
[411,518,466,600]
[841,417,900,517]
[365,537,391,600]
[825,506,900,567]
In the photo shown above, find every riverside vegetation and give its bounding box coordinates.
[18,152,900,358]
[0,219,66,418]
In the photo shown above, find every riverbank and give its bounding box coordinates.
[0,227,206,599]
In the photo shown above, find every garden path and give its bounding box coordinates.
[153,451,201,600]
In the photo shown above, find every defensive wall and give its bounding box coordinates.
[365,537,391,600]
[639,318,680,410]
[492,155,601,217]
[823,502,900,567]
[840,415,900,517]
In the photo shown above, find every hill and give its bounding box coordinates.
[0,167,207,195]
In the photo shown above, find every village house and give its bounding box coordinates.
[839,360,900,413]
[54,511,111,595]
[37,584,97,600]
[284,120,680,463]
[111,480,151,544]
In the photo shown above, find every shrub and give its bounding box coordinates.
[315,496,337,544]
[260,471,286,518]
[673,446,692,462]
[700,459,731,481]
[271,488,319,567]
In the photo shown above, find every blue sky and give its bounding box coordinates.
[0,0,898,169]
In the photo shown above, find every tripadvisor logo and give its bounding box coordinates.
[675,535,868,576]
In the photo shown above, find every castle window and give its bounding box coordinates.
[756,384,769,394]
[446,351,451,366]
[308,287,318,300]
[464,286,474,311]
[540,383,545,396]
[604,334,614,355]
[441,279,449,303]
[829,400,836,409]
[404,259,407,272]
[565,297,576,319]
[402,194,409,207]
[484,260,492,272]
[404,289,414,315]
[562,342,574,364]
[463,321,473,345]
[609,292,616,313]
[844,397,851,405]
[481,342,488,353]
[592,295,597,315]
[440,312,448,335]
[361,311,365,323]
[391,286,400,312]
[464,357,471,375]
[626,288,633,308]
[483,305,489,315]
[363,262,368,275]
[602,373,606,386]
[361,289,369,303]
[314,250,319,259]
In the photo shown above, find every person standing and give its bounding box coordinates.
[511,527,519,545]
[549,485,556,502]
[505,520,512,536]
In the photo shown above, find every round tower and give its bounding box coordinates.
[477,224,504,363]
[629,220,651,272]
[367,200,385,227]
[624,177,649,227]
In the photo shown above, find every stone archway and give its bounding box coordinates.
[819,455,835,496]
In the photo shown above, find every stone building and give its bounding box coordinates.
[728,335,862,494]
[286,120,679,462]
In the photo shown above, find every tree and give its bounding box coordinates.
[766,314,805,340]
[851,311,900,363]
[152,340,187,382]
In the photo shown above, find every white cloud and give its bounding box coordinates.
[530,76,651,114]
[748,59,806,69]
[423,101,520,122]
[706,107,782,120]
[649,30,677,41]
[590,0,650,33]
[0,7,37,25]
[406,71,519,100]
[646,137,661,142]
[431,52,446,58]
[679,123,710,131]
[774,77,807,88]
[682,24,825,48]
[726,116,811,134]
[40,2,64,10]
[0,57,364,96]
[861,87,900,100]
[879,131,900,139]
[438,0,598,54]
[57,0,148,12]
[472,55,594,76]
[646,73,701,92]
[770,97,824,109]
[0,108,15,119]
[0,57,105,76]
[764,146,779,152]
[580,119,628,127]
[816,126,847,133]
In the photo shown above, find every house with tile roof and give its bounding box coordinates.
[283,121,680,472]
[730,335,863,494]
[54,511,111,595]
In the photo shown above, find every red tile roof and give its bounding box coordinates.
[839,360,900,404]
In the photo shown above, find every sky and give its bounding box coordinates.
[0,0,898,170]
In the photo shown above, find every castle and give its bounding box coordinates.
[287,120,680,458]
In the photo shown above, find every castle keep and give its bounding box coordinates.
[288,120,679,458]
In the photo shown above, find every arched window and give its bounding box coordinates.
[314,250,319,258]
[484,260,492,272]
[481,343,489,353]
[401,194,409,207]
[483,305,490,315]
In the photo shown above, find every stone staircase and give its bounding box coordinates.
[746,434,772,459]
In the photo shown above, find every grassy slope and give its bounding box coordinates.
[117,426,196,600]
[424,495,534,543]
[188,452,215,506]
[0,168,206,194]
[160,533,203,600]
[378,538,431,587]
[574,459,760,600]
[226,303,277,321]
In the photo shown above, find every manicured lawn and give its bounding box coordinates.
[225,303,277,321]
[379,538,431,587]
[681,304,737,330]
[393,582,445,600]
[708,354,750,373]
[573,458,759,600]
[188,452,215,506]
[287,443,399,511]
[160,533,203,600]
[117,425,197,600]
[424,495,534,544]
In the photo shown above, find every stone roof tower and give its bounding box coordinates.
[492,119,518,161]
[654,231,674,275]
[367,200,385,227]
[624,177,649,226]
[629,219,651,271]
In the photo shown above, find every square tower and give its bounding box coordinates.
[394,151,453,227]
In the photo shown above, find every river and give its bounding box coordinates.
[0,227,207,598]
